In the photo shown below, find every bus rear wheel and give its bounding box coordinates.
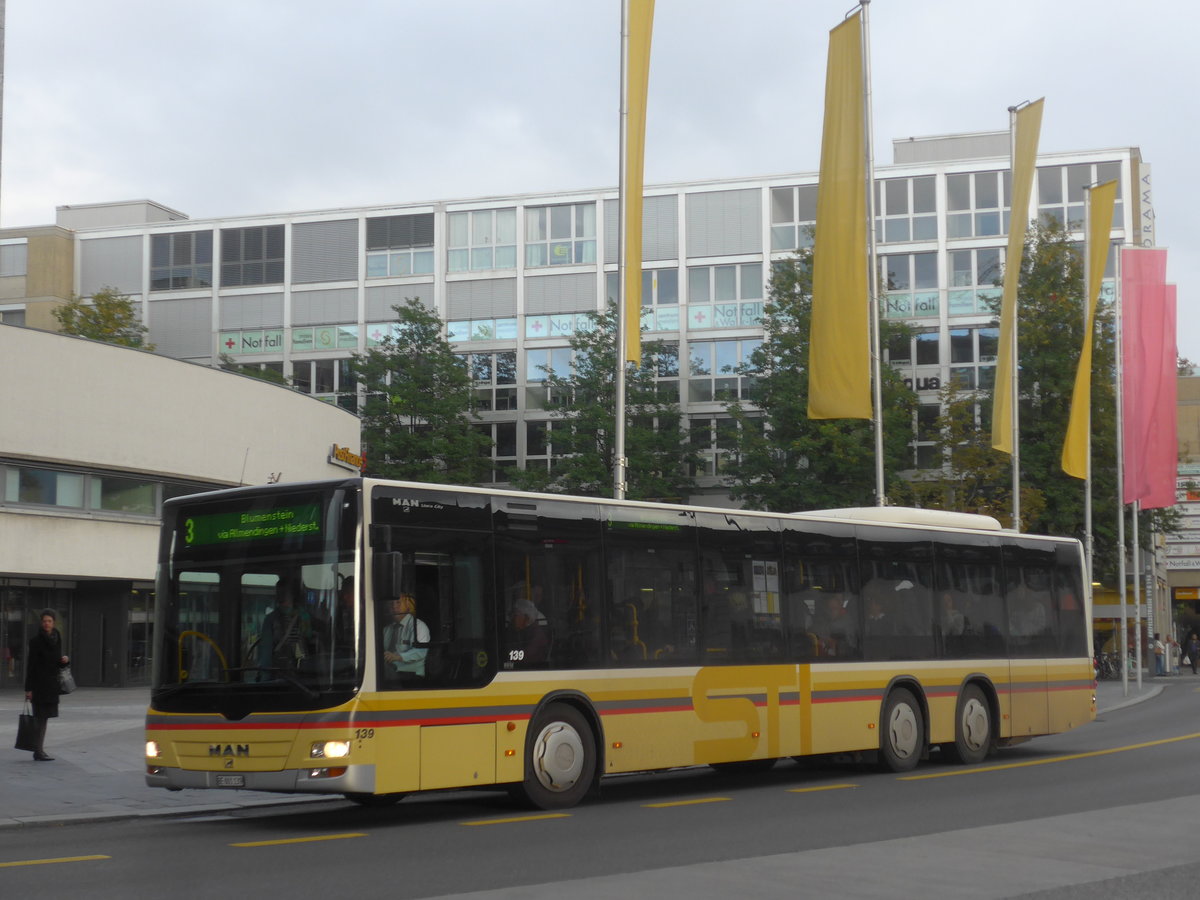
[879,688,923,772]
[518,703,595,810]
[944,684,992,765]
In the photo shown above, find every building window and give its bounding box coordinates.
[151,231,214,291]
[367,213,435,277]
[770,184,818,251]
[525,203,596,267]
[882,252,938,318]
[875,176,937,243]
[1037,162,1123,231]
[687,338,761,402]
[913,404,942,470]
[448,209,517,272]
[2,465,161,518]
[606,269,681,332]
[221,225,285,287]
[0,241,29,277]
[946,170,1011,239]
[473,422,518,483]
[524,346,573,411]
[463,350,518,411]
[292,357,356,411]
[686,264,763,329]
[948,327,998,392]
[689,415,752,477]
[948,247,1004,315]
[446,318,519,342]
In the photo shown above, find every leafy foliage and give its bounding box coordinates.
[722,250,918,512]
[52,288,154,350]
[350,299,492,484]
[508,302,697,501]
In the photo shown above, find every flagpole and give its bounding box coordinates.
[861,0,884,506]
[1007,106,1022,531]
[615,0,630,501]
[1114,247,1129,695]
[1132,500,1144,687]
[1083,187,1094,589]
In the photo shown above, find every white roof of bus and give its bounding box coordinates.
[800,507,1004,532]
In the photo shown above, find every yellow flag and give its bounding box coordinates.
[808,11,869,419]
[622,0,654,366]
[991,99,1044,453]
[1061,179,1118,478]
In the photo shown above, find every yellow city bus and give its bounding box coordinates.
[145,478,1095,809]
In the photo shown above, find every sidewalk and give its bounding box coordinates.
[0,676,1174,830]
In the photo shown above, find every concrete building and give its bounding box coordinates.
[0,132,1152,505]
[0,324,361,688]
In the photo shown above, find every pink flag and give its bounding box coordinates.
[1140,284,1177,509]
[1121,247,1174,507]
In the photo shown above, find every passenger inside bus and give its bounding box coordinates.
[811,590,856,657]
[382,593,430,679]
[510,597,550,664]
[259,576,317,671]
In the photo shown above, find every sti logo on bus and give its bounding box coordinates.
[209,744,250,757]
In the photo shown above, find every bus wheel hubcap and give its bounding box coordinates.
[961,698,989,751]
[533,722,584,792]
[889,705,918,759]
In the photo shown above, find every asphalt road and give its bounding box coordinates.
[3,679,1199,899]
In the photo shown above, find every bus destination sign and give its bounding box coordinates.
[183,504,321,547]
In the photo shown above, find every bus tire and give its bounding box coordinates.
[945,684,992,765]
[879,687,923,773]
[519,703,595,810]
[344,792,406,807]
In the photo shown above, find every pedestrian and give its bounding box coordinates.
[1153,633,1166,677]
[23,608,70,762]
[1187,633,1199,676]
[1169,636,1181,675]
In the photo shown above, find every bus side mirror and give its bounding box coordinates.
[373,551,403,601]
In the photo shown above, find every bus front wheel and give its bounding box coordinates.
[518,703,596,810]
[879,688,924,772]
[944,684,992,765]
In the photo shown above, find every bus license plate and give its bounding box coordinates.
[215,775,245,787]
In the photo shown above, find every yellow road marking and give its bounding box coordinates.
[901,731,1200,781]
[0,855,110,868]
[643,797,731,808]
[787,783,860,794]
[461,813,572,826]
[231,832,366,847]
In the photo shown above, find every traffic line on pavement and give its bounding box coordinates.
[0,855,110,868]
[899,731,1200,781]
[461,813,572,826]
[643,797,731,808]
[231,833,367,847]
[787,783,860,794]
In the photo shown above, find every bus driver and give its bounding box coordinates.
[382,593,430,678]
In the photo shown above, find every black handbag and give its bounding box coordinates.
[58,666,76,694]
[15,702,37,752]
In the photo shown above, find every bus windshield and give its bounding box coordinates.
[152,483,359,713]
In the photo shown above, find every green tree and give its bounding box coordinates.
[218,353,290,386]
[722,250,918,512]
[891,381,1046,527]
[509,302,697,501]
[52,287,154,350]
[350,299,492,484]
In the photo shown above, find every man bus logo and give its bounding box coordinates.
[209,744,250,757]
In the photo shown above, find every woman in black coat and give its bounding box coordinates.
[24,608,69,761]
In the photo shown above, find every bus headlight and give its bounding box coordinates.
[146,740,161,759]
[310,740,351,760]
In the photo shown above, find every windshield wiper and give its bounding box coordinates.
[224,667,321,699]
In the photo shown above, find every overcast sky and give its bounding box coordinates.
[2,0,1195,357]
